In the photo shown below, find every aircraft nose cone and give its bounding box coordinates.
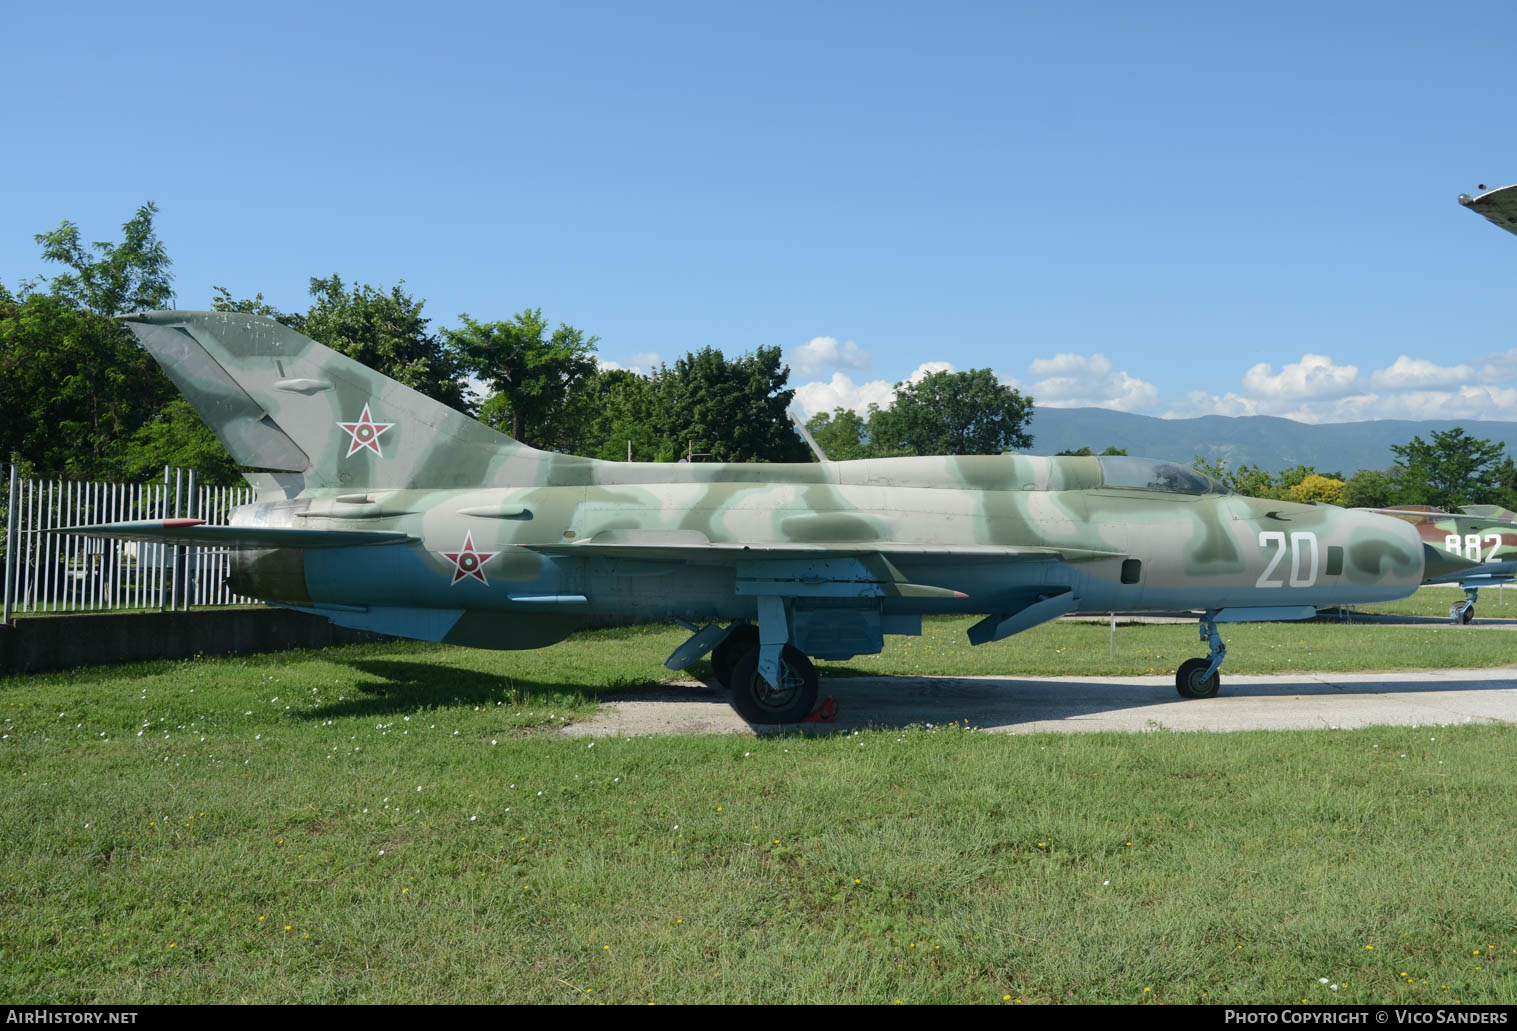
[1346,510,1424,585]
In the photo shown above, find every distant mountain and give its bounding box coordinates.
[1021,408,1517,474]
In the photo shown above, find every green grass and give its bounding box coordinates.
[1349,584,1517,620]
[2,618,1516,1003]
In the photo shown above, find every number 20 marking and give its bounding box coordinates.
[1257,531,1320,588]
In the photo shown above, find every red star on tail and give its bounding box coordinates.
[443,531,496,585]
[336,403,394,458]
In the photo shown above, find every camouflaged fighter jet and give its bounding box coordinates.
[1358,505,1517,623]
[67,311,1453,723]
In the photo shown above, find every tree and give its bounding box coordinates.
[1390,428,1509,510]
[33,202,174,316]
[448,309,598,449]
[867,369,1032,456]
[1190,457,1280,498]
[304,276,470,412]
[1341,468,1398,509]
[805,408,873,461]
[1286,473,1347,505]
[211,286,306,330]
[574,368,667,461]
[1054,445,1127,456]
[656,346,810,463]
[122,399,242,485]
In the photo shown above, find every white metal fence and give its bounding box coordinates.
[1,466,256,621]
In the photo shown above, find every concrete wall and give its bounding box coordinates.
[0,608,380,676]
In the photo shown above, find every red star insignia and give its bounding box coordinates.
[337,403,394,458]
[443,531,496,585]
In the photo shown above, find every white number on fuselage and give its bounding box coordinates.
[1257,530,1320,588]
[1444,533,1504,563]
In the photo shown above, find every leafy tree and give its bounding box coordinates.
[448,309,598,449]
[1054,445,1127,456]
[867,369,1032,456]
[576,368,667,461]
[211,286,306,330]
[122,399,242,485]
[33,202,173,316]
[1390,428,1509,510]
[805,408,873,462]
[1341,468,1398,509]
[1190,457,1280,498]
[1286,473,1347,505]
[0,286,174,480]
[656,346,810,463]
[304,276,470,412]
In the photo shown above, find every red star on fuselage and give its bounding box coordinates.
[442,531,496,585]
[337,403,394,458]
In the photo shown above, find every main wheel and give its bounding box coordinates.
[710,624,759,689]
[1175,657,1221,699]
[729,644,819,723]
[1460,605,1475,625]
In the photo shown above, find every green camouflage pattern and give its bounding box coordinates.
[76,312,1441,706]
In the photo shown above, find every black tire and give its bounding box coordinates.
[1460,605,1475,625]
[711,624,759,689]
[729,644,819,724]
[1176,657,1221,699]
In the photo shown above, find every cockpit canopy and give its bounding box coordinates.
[1097,456,1226,495]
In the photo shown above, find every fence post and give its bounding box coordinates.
[184,469,197,609]
[159,466,170,612]
[2,464,15,624]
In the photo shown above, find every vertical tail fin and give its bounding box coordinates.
[122,310,552,490]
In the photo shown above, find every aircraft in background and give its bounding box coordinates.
[1358,505,1517,622]
[66,312,1455,722]
[1459,184,1517,235]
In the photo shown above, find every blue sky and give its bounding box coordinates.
[4,1,1516,425]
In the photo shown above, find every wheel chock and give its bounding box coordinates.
[804,696,838,723]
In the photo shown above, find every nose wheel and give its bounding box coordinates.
[1176,613,1226,699]
[1450,587,1478,625]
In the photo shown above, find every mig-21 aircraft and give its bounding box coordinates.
[1358,505,1517,623]
[65,312,1461,723]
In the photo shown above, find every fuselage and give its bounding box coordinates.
[226,453,1426,650]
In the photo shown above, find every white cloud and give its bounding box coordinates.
[1025,352,1159,412]
[791,362,961,418]
[1241,354,1360,400]
[630,351,661,370]
[792,372,899,419]
[905,361,956,384]
[789,336,872,377]
[1029,353,1113,378]
[1369,356,1476,391]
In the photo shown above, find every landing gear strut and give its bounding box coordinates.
[1450,587,1478,625]
[1176,613,1225,699]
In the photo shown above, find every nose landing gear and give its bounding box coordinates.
[1176,613,1226,699]
[1450,587,1478,625]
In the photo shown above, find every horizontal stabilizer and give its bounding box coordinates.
[56,518,414,549]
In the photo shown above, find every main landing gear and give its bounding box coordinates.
[1176,613,1226,699]
[1450,587,1478,625]
[708,622,820,724]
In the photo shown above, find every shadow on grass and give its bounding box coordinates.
[300,658,608,720]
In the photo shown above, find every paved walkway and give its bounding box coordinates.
[561,667,1517,737]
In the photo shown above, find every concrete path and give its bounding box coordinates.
[561,666,1517,738]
